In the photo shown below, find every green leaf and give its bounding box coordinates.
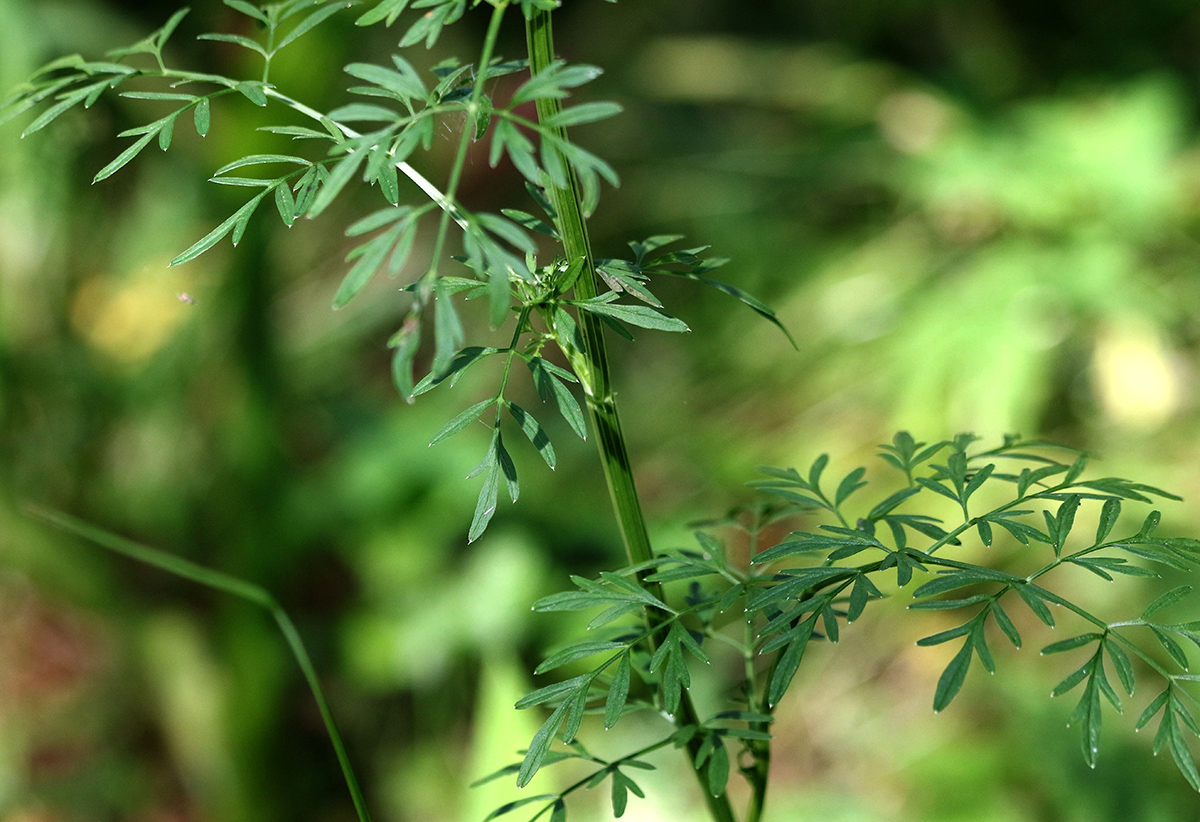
[197,32,268,57]
[534,591,625,612]
[1063,453,1089,486]
[497,433,518,503]
[1143,585,1193,620]
[1136,691,1168,731]
[292,165,321,214]
[157,115,175,150]
[389,315,421,399]
[366,147,401,205]
[432,278,463,374]
[977,518,993,548]
[413,345,496,396]
[576,299,690,333]
[561,686,588,743]
[988,514,1051,546]
[1151,626,1190,670]
[1096,498,1121,544]
[768,616,817,707]
[835,467,867,507]
[399,0,461,48]
[274,3,346,52]
[119,92,197,102]
[605,652,631,729]
[972,622,995,674]
[1168,716,1200,792]
[235,81,269,106]
[210,177,275,188]
[468,433,500,543]
[483,795,560,822]
[274,183,296,226]
[327,103,401,122]
[909,595,992,612]
[20,86,90,137]
[501,208,558,238]
[513,60,602,105]
[1070,677,1103,768]
[932,640,973,712]
[1041,634,1102,655]
[477,212,538,255]
[345,60,427,101]
[535,640,624,675]
[847,574,880,623]
[507,402,556,470]
[170,192,268,265]
[348,204,412,235]
[258,124,336,141]
[991,601,1021,649]
[916,477,960,504]
[214,154,311,176]
[588,602,641,630]
[1014,584,1055,627]
[516,674,591,711]
[308,143,370,218]
[961,463,995,504]
[225,0,268,23]
[1106,640,1135,696]
[334,227,399,308]
[388,220,417,275]
[706,739,729,797]
[356,0,410,26]
[544,101,622,128]
[92,129,157,183]
[916,624,972,647]
[527,357,586,440]
[867,487,920,520]
[153,7,191,49]
[911,568,1012,599]
[194,97,211,136]
[429,399,495,446]
[804,454,827,490]
[611,772,628,819]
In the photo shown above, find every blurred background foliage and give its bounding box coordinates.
[4,0,1200,820]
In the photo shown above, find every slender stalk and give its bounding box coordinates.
[525,11,738,822]
[261,88,466,229]
[22,503,375,822]
[743,519,770,822]
[428,0,508,274]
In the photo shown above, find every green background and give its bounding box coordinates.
[3,0,1200,820]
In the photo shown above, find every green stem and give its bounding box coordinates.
[528,734,679,821]
[261,87,465,228]
[22,503,374,822]
[525,11,738,822]
[743,523,770,822]
[428,0,508,275]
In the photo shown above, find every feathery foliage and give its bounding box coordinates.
[7,2,1200,821]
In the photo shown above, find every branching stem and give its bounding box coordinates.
[525,10,739,822]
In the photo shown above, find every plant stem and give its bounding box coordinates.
[743,519,770,822]
[428,0,508,275]
[22,503,374,822]
[262,87,466,229]
[525,11,738,822]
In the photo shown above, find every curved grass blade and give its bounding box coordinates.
[20,502,374,822]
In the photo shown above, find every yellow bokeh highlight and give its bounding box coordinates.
[1092,322,1186,429]
[70,263,195,365]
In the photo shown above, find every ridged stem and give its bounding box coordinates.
[525,11,738,822]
